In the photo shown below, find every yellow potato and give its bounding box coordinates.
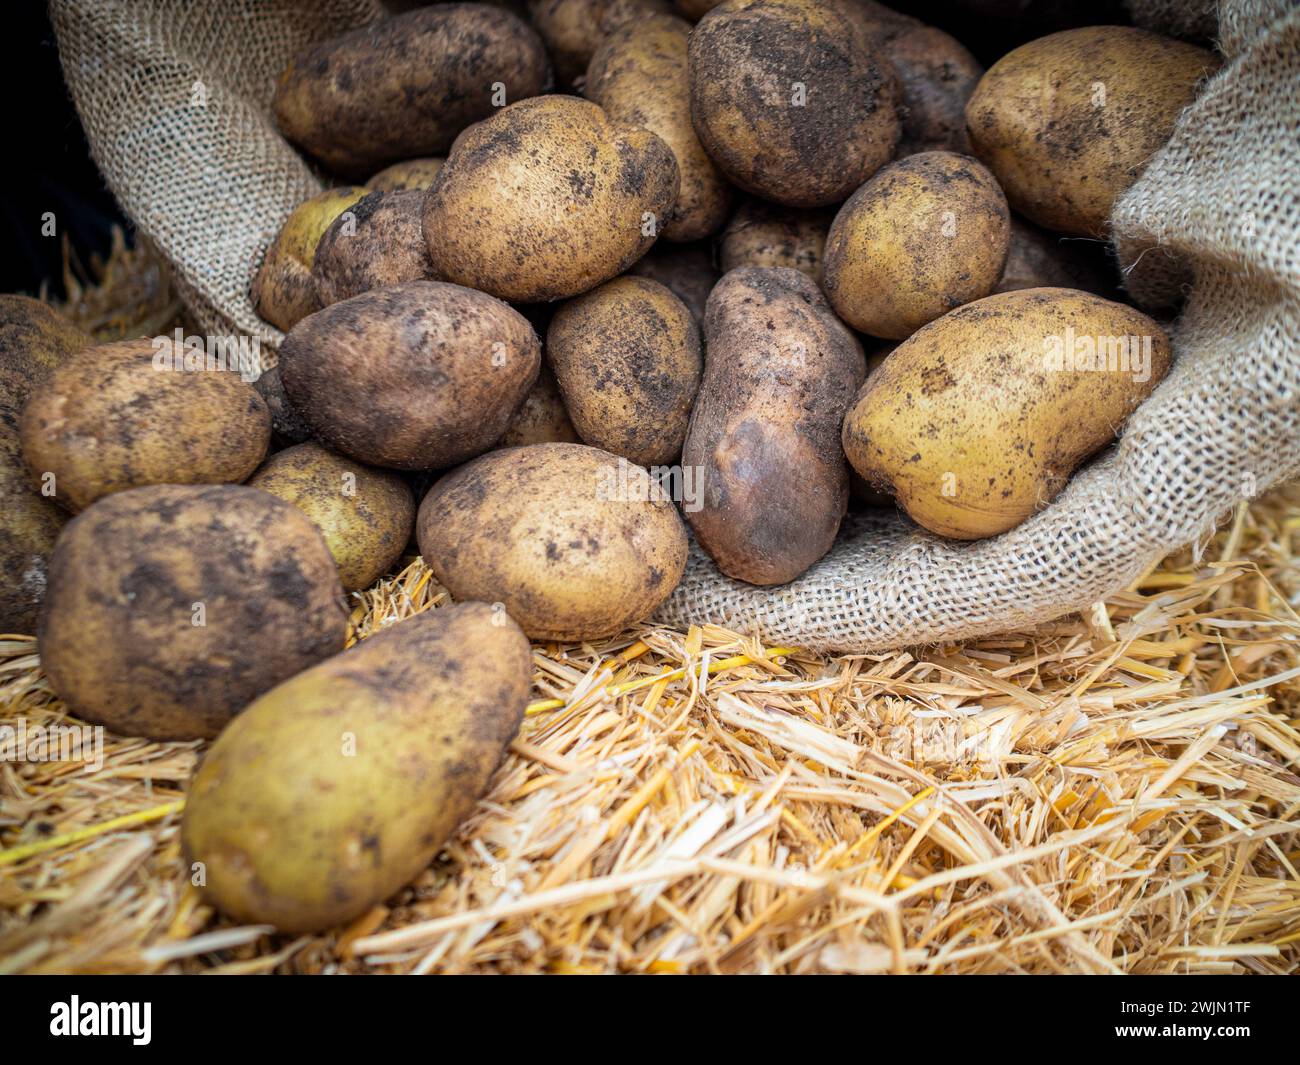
[719,199,832,283]
[365,157,445,192]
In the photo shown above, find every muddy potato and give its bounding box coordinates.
[0,295,92,431]
[312,190,434,307]
[688,0,900,207]
[19,338,270,512]
[586,14,731,242]
[273,5,551,177]
[38,484,348,740]
[0,428,65,634]
[841,287,1172,540]
[253,364,314,445]
[365,157,445,192]
[965,27,1218,237]
[629,241,718,323]
[683,267,866,585]
[870,24,982,155]
[823,151,1010,340]
[719,199,833,284]
[182,603,530,933]
[425,95,679,302]
[249,443,415,591]
[497,367,579,447]
[547,277,701,465]
[252,187,367,332]
[418,443,688,640]
[996,216,1113,296]
[280,281,540,470]
[528,0,671,86]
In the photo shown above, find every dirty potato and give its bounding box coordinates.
[682,267,866,585]
[841,287,1172,539]
[273,5,552,176]
[38,484,348,740]
[965,26,1218,236]
[547,276,701,465]
[497,367,579,447]
[528,0,671,86]
[0,295,92,431]
[253,364,314,445]
[688,0,900,207]
[629,241,718,323]
[0,427,66,635]
[249,443,415,591]
[719,199,833,283]
[996,216,1114,296]
[19,338,270,512]
[823,151,1010,339]
[424,95,680,302]
[312,190,434,307]
[418,443,688,640]
[279,281,540,470]
[182,602,531,933]
[365,157,445,192]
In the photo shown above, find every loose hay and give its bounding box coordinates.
[1,487,1297,974]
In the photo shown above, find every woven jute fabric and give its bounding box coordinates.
[53,0,1300,652]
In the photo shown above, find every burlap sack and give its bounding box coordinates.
[52,0,1300,652]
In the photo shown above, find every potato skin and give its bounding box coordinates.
[682,267,866,585]
[252,187,367,332]
[0,427,65,634]
[182,602,531,933]
[418,443,688,640]
[586,14,731,242]
[280,281,541,470]
[249,443,415,591]
[38,484,348,740]
[424,95,680,302]
[629,241,718,323]
[529,0,671,85]
[996,216,1112,296]
[547,277,701,465]
[19,338,271,512]
[0,295,92,432]
[965,27,1217,237]
[497,367,579,447]
[823,151,1010,340]
[312,190,434,307]
[253,364,314,445]
[688,0,900,207]
[273,4,552,177]
[719,199,833,283]
[365,157,445,192]
[841,287,1172,540]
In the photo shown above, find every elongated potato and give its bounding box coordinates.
[0,296,92,431]
[688,0,900,207]
[842,287,1172,539]
[586,14,731,241]
[965,27,1217,237]
[38,484,348,740]
[311,190,434,307]
[823,151,1010,339]
[682,267,866,584]
[719,199,832,283]
[424,95,680,302]
[418,443,688,640]
[182,603,531,933]
[0,427,65,634]
[273,5,552,176]
[280,281,541,470]
[547,276,701,465]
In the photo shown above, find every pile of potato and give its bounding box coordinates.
[0,0,1217,932]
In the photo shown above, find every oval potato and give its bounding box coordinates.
[497,367,580,447]
[312,190,434,307]
[719,199,832,283]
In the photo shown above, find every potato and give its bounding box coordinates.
[965,27,1218,237]
[547,276,701,465]
[273,5,552,177]
[688,0,900,207]
[418,443,688,640]
[251,187,367,332]
[0,428,65,634]
[841,287,1172,540]
[866,23,983,155]
[280,281,540,470]
[424,95,679,302]
[586,14,731,242]
[38,484,348,740]
[253,364,313,445]
[823,151,1010,340]
[182,602,530,933]
[365,157,445,192]
[629,241,718,323]
[19,338,270,512]
[528,0,670,86]
[719,199,833,283]
[682,267,866,584]
[249,443,415,591]
[996,216,1113,296]
[497,367,579,447]
[312,190,433,307]
[0,295,92,431]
